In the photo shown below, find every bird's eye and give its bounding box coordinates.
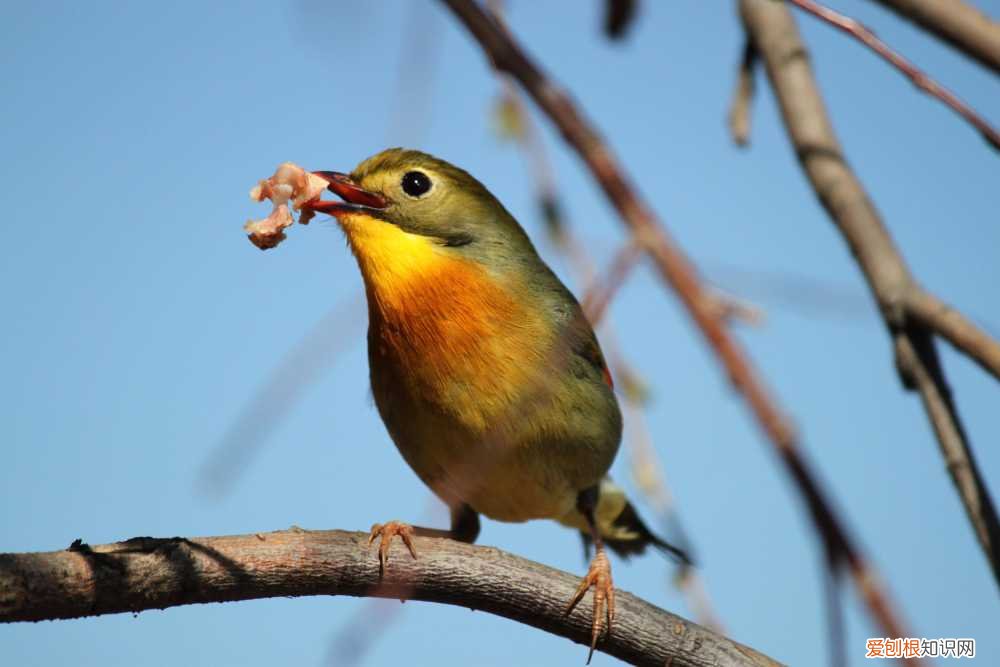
[401,171,432,198]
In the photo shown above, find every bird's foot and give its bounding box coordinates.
[565,548,615,664]
[368,520,417,575]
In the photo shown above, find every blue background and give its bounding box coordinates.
[2,1,998,665]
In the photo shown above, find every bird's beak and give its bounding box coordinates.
[301,171,388,216]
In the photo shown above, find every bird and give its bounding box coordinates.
[300,148,688,660]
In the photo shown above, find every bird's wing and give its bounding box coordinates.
[574,326,614,390]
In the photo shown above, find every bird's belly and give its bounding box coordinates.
[362,263,619,523]
[373,383,582,522]
[409,438,579,523]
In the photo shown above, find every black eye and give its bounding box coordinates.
[401,171,432,197]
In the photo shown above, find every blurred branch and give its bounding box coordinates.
[385,0,444,144]
[867,0,1000,75]
[704,263,874,324]
[581,237,765,329]
[581,234,646,324]
[327,597,405,666]
[0,531,780,667]
[705,287,766,327]
[621,398,727,633]
[788,0,1000,152]
[739,0,1000,594]
[196,295,364,500]
[604,0,640,40]
[441,0,915,646]
[484,7,728,626]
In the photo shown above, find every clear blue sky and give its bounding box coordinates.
[2,1,998,665]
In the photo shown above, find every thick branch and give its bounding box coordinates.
[868,0,1000,75]
[905,288,1000,382]
[0,529,779,667]
[739,0,1000,593]
[441,0,913,647]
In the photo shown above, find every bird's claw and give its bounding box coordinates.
[565,549,615,664]
[368,520,417,574]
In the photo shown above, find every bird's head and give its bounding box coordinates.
[303,148,536,271]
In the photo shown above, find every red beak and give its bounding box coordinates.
[302,171,388,216]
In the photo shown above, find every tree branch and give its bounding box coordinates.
[728,37,759,147]
[440,0,915,648]
[905,287,1000,382]
[0,529,780,667]
[739,0,1000,593]
[477,20,731,627]
[867,0,1000,76]
[789,0,1000,152]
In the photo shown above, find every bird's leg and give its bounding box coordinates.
[367,521,417,574]
[448,502,481,544]
[565,486,615,664]
[368,504,480,575]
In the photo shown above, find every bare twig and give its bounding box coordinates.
[788,0,1000,152]
[867,0,1000,75]
[0,530,781,667]
[739,0,1000,594]
[728,38,759,147]
[441,0,915,647]
[581,234,646,325]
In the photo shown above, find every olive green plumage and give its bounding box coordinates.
[338,148,684,560]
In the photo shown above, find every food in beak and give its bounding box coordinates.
[244,162,328,250]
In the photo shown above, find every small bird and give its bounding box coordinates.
[301,148,687,660]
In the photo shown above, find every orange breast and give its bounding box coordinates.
[339,213,551,432]
[369,259,549,429]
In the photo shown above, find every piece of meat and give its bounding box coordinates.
[244,162,327,250]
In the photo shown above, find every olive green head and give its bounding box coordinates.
[346,148,535,256]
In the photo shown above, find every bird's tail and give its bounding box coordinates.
[592,499,691,563]
[559,477,692,565]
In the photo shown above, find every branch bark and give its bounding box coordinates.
[739,0,1000,592]
[904,288,1000,382]
[0,529,780,667]
[868,0,1000,76]
[440,0,915,650]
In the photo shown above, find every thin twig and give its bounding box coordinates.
[728,38,759,147]
[0,530,781,667]
[867,0,1000,76]
[788,0,1000,152]
[441,0,914,646]
[581,234,646,325]
[739,0,1000,596]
